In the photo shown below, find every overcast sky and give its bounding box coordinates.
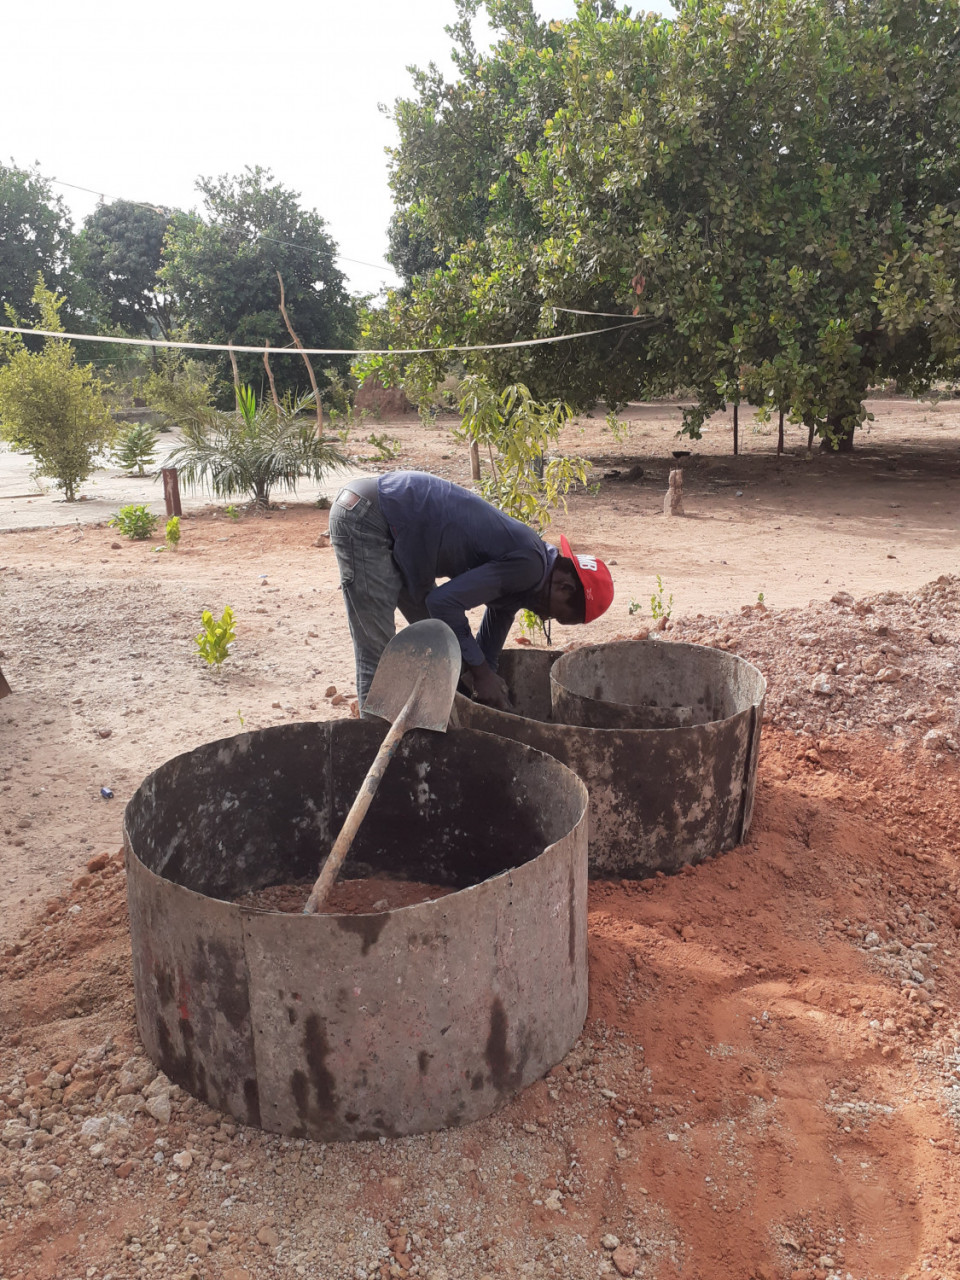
[7,1,673,295]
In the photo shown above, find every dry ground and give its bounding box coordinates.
[1,397,959,1280]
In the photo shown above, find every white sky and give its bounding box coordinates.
[6,1,673,295]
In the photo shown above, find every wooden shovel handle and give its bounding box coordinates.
[302,678,422,914]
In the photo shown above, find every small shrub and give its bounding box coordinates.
[108,504,159,540]
[366,432,401,461]
[650,574,673,622]
[165,516,181,548]
[111,422,159,476]
[224,505,240,521]
[195,606,236,667]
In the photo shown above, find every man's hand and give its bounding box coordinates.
[469,662,513,712]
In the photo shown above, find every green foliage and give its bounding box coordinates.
[650,576,673,623]
[159,166,358,399]
[0,163,76,319]
[109,504,160,540]
[111,421,159,476]
[166,383,345,509]
[75,200,177,337]
[605,410,628,444]
[0,279,115,501]
[365,432,401,461]
[224,505,240,520]
[195,606,236,668]
[519,608,547,642]
[457,375,589,529]
[382,0,960,451]
[165,516,181,548]
[140,350,217,429]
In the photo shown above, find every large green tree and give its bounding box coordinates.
[377,0,960,451]
[160,167,358,399]
[0,162,76,320]
[76,200,177,337]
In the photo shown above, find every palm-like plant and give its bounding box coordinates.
[166,385,345,509]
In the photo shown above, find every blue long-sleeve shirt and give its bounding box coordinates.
[376,471,557,669]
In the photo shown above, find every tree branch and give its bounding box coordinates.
[277,271,323,435]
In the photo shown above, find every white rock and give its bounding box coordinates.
[145,1095,172,1126]
[810,673,834,695]
[172,1150,193,1171]
[80,1117,110,1138]
[601,1234,621,1250]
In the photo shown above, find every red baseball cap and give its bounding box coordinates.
[560,535,614,623]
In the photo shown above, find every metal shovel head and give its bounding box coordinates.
[363,619,461,732]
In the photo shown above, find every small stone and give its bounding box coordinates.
[63,1079,97,1105]
[543,1192,563,1211]
[874,666,902,683]
[25,1180,51,1207]
[145,1094,172,1125]
[612,1245,638,1277]
[923,729,949,751]
[110,541,122,550]
[809,674,833,696]
[97,728,113,739]
[115,1161,136,1178]
[601,1234,621,1251]
[21,1164,60,1183]
[172,1150,193,1171]
[86,852,111,873]
[257,1226,280,1248]
[331,694,347,706]
[325,685,337,698]
[818,1257,835,1270]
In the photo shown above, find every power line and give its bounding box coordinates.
[0,319,644,358]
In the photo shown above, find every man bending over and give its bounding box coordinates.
[329,470,614,712]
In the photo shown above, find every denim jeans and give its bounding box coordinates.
[330,489,430,707]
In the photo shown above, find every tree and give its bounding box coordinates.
[76,200,177,337]
[0,162,76,320]
[379,0,960,451]
[160,167,358,400]
[166,383,345,509]
[0,279,115,501]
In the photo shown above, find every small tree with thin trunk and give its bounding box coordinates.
[0,278,115,501]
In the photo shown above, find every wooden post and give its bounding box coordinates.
[161,468,182,517]
[732,403,739,456]
[470,441,481,481]
[777,409,785,456]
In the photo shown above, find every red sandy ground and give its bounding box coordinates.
[1,398,960,1279]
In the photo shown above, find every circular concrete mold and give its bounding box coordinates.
[456,641,765,877]
[123,720,588,1142]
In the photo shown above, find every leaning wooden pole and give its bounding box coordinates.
[277,271,323,436]
[263,340,281,412]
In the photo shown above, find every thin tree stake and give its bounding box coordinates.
[263,341,280,412]
[277,271,323,435]
[227,344,241,408]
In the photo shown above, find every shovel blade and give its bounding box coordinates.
[363,619,461,732]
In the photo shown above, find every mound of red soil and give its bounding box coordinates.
[2,729,959,1280]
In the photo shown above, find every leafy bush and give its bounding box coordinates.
[165,516,181,548]
[0,279,115,502]
[108,504,159,540]
[111,422,159,476]
[195,606,236,667]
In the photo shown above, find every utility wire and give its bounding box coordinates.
[0,320,643,358]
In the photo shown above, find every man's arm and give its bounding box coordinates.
[425,553,542,669]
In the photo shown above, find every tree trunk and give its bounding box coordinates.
[777,409,784,456]
[821,412,856,452]
[732,403,739,456]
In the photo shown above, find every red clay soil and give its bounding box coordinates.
[2,727,960,1280]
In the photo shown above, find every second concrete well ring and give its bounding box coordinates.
[124,720,589,1141]
[456,640,766,876]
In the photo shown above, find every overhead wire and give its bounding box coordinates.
[0,319,644,358]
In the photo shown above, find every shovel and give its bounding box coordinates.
[302,619,461,914]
